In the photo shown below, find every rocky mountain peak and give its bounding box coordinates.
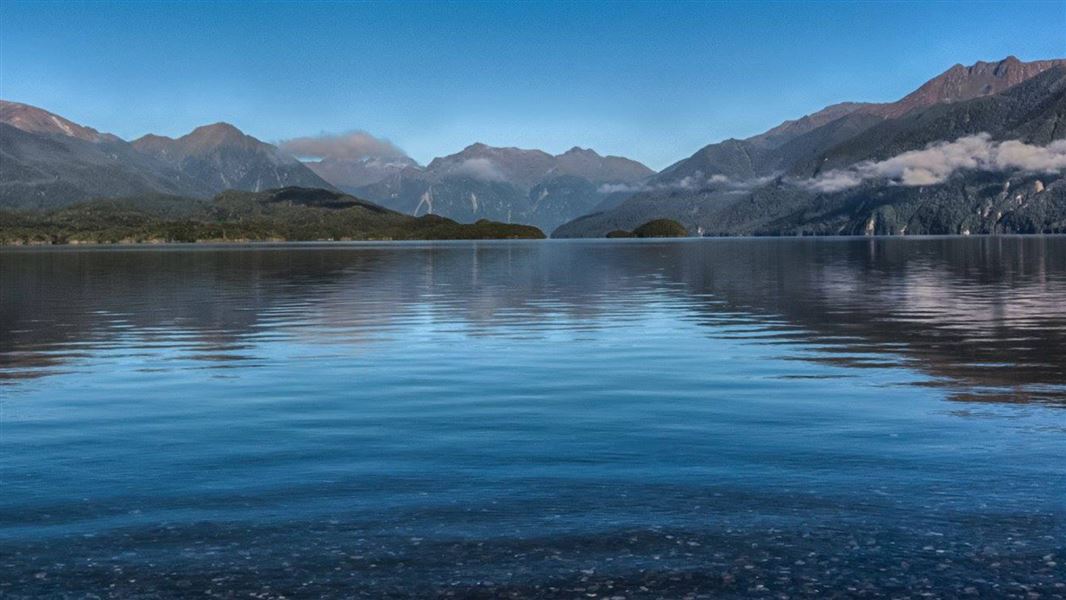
[193,121,243,134]
[561,146,599,157]
[876,56,1066,118]
[124,120,333,194]
[182,122,250,146]
[554,147,652,184]
[0,100,117,143]
[132,122,263,157]
[993,55,1022,71]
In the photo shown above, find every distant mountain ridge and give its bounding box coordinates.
[417,143,652,187]
[345,143,654,232]
[0,101,652,230]
[303,156,421,189]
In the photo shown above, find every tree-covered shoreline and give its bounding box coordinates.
[0,188,545,245]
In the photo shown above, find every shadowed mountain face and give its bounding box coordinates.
[746,102,876,148]
[0,122,212,210]
[345,144,654,232]
[555,58,1066,238]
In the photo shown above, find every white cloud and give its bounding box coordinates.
[597,172,776,194]
[597,182,641,193]
[278,131,408,161]
[802,134,1066,193]
[451,158,506,181]
[996,139,1066,172]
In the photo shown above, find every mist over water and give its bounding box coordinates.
[2,238,1064,598]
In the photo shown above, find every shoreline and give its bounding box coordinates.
[4,232,1066,249]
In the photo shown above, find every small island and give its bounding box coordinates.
[605,219,688,239]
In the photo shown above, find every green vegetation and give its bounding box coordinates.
[602,219,688,239]
[0,188,545,245]
[633,219,688,238]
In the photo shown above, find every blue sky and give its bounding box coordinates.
[2,1,1064,169]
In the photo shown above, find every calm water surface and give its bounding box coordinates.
[1,238,1065,598]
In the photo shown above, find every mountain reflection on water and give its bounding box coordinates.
[1,238,1065,599]
[3,237,1065,404]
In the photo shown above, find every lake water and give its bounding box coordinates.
[1,238,1064,598]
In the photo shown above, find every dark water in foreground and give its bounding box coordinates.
[1,237,1065,598]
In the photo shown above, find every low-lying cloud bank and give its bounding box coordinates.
[278,131,408,161]
[803,134,1066,193]
[598,173,776,195]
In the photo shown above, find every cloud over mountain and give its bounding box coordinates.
[598,173,773,194]
[451,158,507,181]
[278,131,409,161]
[803,134,1066,193]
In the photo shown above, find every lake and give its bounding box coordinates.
[1,237,1064,598]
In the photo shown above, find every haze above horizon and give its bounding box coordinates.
[2,0,1064,169]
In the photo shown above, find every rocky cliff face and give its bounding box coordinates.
[877,56,1066,118]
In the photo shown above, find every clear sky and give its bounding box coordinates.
[2,0,1064,170]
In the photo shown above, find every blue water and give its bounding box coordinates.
[1,238,1064,598]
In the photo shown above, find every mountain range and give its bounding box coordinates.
[339,143,653,232]
[0,100,652,231]
[555,56,1066,237]
[2,55,1065,237]
[0,102,333,210]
